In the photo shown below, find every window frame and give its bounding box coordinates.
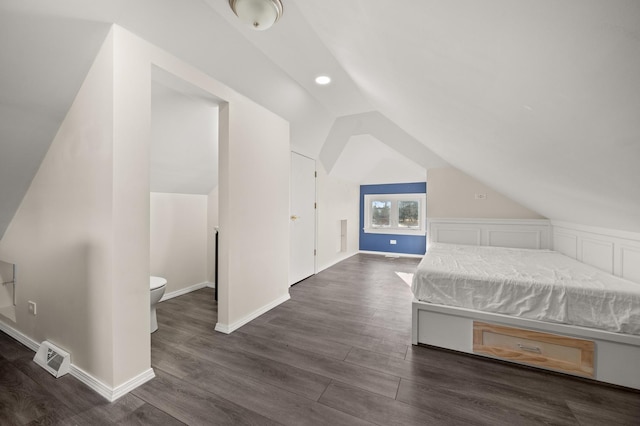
[363,193,427,236]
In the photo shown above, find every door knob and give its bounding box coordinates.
[290,215,299,221]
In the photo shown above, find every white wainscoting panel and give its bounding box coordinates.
[552,221,640,284]
[428,218,551,250]
[553,231,578,259]
[621,246,640,284]
[580,238,614,275]
[434,228,481,246]
[487,230,541,249]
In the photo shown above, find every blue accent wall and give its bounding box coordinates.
[360,182,427,255]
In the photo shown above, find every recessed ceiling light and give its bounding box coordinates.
[315,75,331,85]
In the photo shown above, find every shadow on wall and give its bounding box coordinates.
[3,241,111,383]
[0,260,16,321]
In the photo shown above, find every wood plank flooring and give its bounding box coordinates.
[1,253,639,425]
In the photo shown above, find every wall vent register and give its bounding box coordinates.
[34,341,71,378]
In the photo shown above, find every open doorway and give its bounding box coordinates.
[149,66,221,321]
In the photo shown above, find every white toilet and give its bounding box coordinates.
[150,276,167,333]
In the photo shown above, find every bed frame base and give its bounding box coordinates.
[412,300,640,390]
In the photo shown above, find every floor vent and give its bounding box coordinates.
[34,341,70,378]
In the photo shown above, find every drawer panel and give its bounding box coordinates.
[473,322,595,377]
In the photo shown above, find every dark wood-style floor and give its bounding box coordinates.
[1,254,639,425]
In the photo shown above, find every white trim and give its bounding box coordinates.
[551,221,640,283]
[67,364,113,400]
[363,193,426,236]
[111,368,155,401]
[0,318,155,402]
[412,299,640,346]
[429,218,551,226]
[160,281,213,302]
[290,151,318,284]
[551,220,640,242]
[69,364,155,402]
[428,218,552,249]
[412,299,640,390]
[0,318,39,351]
[215,292,290,334]
[363,228,426,236]
[359,250,424,258]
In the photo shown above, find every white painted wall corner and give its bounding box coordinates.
[215,292,290,334]
[160,281,214,302]
[0,318,154,402]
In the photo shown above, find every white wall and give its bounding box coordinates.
[218,99,290,331]
[427,167,545,219]
[0,31,121,386]
[316,163,360,271]
[111,27,153,388]
[133,29,290,333]
[150,81,218,195]
[150,193,208,294]
[0,24,290,395]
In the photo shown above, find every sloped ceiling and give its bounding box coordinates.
[0,0,639,238]
[0,8,110,239]
[150,81,219,195]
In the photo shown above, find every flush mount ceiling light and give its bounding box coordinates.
[315,75,331,85]
[229,0,283,31]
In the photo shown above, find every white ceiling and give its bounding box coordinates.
[1,0,639,237]
[151,80,219,195]
[331,135,427,185]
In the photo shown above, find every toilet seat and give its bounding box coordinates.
[150,276,167,290]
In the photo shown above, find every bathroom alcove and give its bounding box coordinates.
[0,27,289,395]
[141,54,289,340]
[149,67,220,298]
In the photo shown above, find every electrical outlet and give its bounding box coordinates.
[475,193,487,200]
[390,240,397,245]
[28,301,36,315]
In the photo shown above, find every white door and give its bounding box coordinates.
[289,152,316,285]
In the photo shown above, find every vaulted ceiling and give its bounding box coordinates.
[1,0,639,238]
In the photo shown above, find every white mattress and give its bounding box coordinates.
[411,243,640,336]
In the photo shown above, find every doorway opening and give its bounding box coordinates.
[149,66,222,323]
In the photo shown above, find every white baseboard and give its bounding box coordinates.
[160,281,213,302]
[0,318,39,351]
[0,318,154,402]
[359,250,425,258]
[111,368,155,401]
[68,364,155,402]
[215,292,290,334]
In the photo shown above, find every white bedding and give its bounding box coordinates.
[411,243,640,335]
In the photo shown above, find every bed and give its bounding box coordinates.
[411,243,640,390]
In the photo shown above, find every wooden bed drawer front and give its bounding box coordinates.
[473,322,595,378]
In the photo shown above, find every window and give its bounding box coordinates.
[364,193,426,235]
